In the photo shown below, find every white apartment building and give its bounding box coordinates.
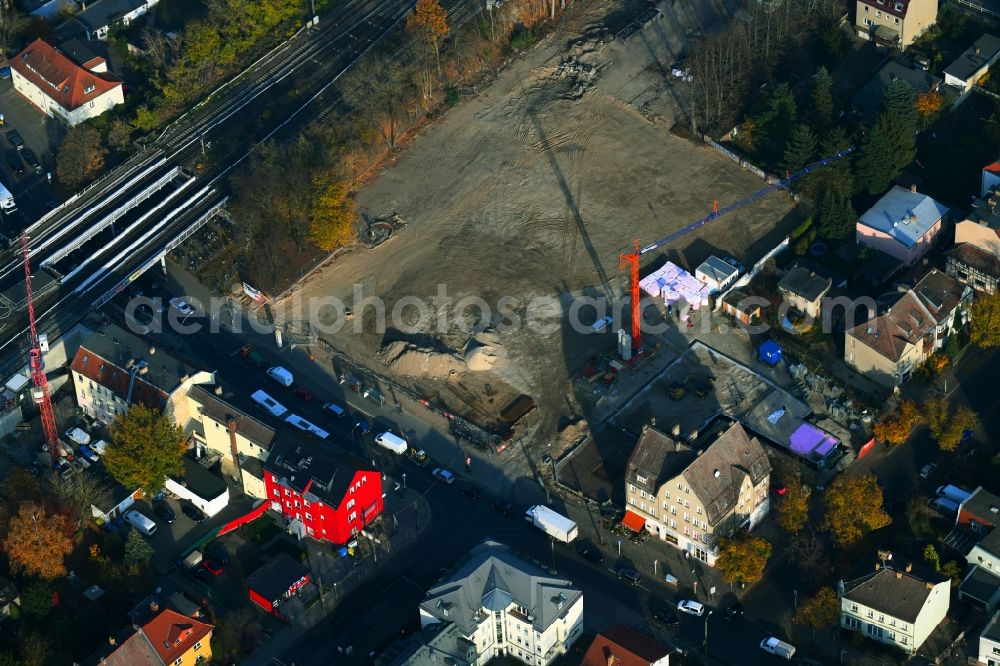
[623,422,771,566]
[979,611,1000,665]
[839,557,950,655]
[416,540,584,665]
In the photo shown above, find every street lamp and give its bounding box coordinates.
[703,610,713,654]
[402,473,407,490]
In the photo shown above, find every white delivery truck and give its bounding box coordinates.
[525,505,578,543]
[375,432,408,454]
[759,637,795,660]
[0,182,17,214]
[760,636,795,661]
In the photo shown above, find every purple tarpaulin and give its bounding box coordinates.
[789,423,838,458]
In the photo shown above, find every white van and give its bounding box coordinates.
[322,402,348,419]
[267,366,294,387]
[286,414,330,440]
[375,432,408,454]
[125,509,158,536]
[251,389,288,417]
[64,427,91,446]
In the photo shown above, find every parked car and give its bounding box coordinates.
[490,499,515,515]
[6,130,23,150]
[6,150,22,175]
[193,567,215,584]
[432,468,455,484]
[201,558,225,576]
[459,484,481,500]
[21,148,42,174]
[919,463,937,479]
[651,606,679,628]
[181,502,204,522]
[153,503,176,524]
[616,568,641,586]
[293,387,313,401]
[168,297,194,316]
[770,483,787,496]
[723,602,744,620]
[677,600,705,616]
[354,419,371,435]
[575,540,604,565]
[204,542,230,565]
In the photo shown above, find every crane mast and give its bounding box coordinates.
[22,234,59,462]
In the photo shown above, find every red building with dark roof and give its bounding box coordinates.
[246,553,310,621]
[263,434,383,544]
[581,625,675,666]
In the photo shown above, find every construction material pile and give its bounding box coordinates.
[639,261,710,318]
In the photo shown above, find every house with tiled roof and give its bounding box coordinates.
[778,264,832,319]
[857,185,949,266]
[624,422,771,566]
[417,540,584,666]
[845,269,970,386]
[947,243,1000,294]
[839,552,949,655]
[70,323,213,426]
[955,487,1000,611]
[956,185,1000,260]
[186,384,276,478]
[74,0,159,41]
[855,0,938,47]
[10,38,123,126]
[580,625,675,666]
[90,607,212,666]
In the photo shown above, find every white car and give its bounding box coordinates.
[64,427,91,446]
[168,297,194,316]
[432,467,455,484]
[676,599,705,617]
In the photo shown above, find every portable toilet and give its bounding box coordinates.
[758,339,782,367]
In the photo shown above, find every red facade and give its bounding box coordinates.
[263,469,383,544]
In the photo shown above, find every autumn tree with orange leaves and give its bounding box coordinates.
[407,0,449,97]
[3,501,74,579]
[915,90,944,128]
[873,400,923,445]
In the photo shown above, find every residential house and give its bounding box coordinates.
[983,161,1000,198]
[979,611,1000,666]
[417,540,584,666]
[10,38,123,126]
[75,0,160,41]
[851,60,943,117]
[0,577,18,622]
[263,433,383,544]
[720,289,762,325]
[624,422,771,565]
[778,264,832,319]
[90,480,139,523]
[845,269,970,385]
[581,625,674,666]
[956,186,1000,257]
[957,488,1000,610]
[94,607,213,666]
[695,256,740,294]
[164,457,229,518]
[855,0,938,47]
[839,553,950,655]
[186,385,276,477]
[943,34,1000,95]
[856,185,949,266]
[247,553,311,620]
[947,244,1000,294]
[70,323,214,425]
[18,0,75,20]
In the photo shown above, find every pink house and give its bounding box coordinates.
[857,185,949,266]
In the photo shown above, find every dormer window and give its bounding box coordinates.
[83,84,95,95]
[894,2,903,9]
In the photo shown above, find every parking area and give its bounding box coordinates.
[0,75,62,229]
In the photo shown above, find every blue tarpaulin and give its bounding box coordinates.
[758,339,782,366]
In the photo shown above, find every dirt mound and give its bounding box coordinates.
[377,341,465,378]
[553,419,590,458]
[464,329,507,372]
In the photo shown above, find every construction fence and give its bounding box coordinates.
[704,137,767,181]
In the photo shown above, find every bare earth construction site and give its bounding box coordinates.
[286,0,798,452]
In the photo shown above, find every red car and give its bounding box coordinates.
[293,387,313,401]
[770,483,788,496]
[201,558,225,576]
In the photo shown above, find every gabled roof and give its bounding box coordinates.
[778,264,832,302]
[681,422,771,526]
[141,608,212,665]
[76,0,147,31]
[842,562,947,623]
[944,34,1000,82]
[625,426,696,494]
[911,268,968,326]
[851,61,942,115]
[947,243,1000,278]
[581,625,673,666]
[858,186,949,248]
[978,527,1000,557]
[11,38,121,111]
[858,0,911,18]
[188,385,276,451]
[420,540,581,636]
[247,553,310,602]
[695,256,739,283]
[263,433,373,508]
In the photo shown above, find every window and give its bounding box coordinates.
[663,501,670,509]
[664,492,670,500]
[636,475,647,485]
[304,499,311,507]
[627,483,635,493]
[348,511,357,522]
[867,624,883,639]
[174,659,183,666]
[894,17,899,23]
[876,11,882,18]
[194,642,202,651]
[894,1,902,8]
[273,488,280,497]
[864,18,875,26]
[867,610,874,618]
[696,506,702,514]
[683,526,690,535]
[685,486,690,494]
[878,614,884,623]
[845,617,862,630]
[294,501,300,508]
[900,636,907,645]
[346,499,356,510]
[305,512,312,521]
[671,506,677,515]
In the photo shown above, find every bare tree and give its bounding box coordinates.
[341,53,412,151]
[47,471,110,527]
[0,4,27,56]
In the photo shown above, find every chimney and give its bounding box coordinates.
[910,184,917,193]
[214,385,223,395]
[976,47,982,55]
[148,346,156,355]
[149,600,159,613]
[688,429,699,441]
[227,418,242,473]
[604,646,617,666]
[671,424,681,437]
[926,582,934,589]
[875,563,881,570]
[905,563,912,573]
[107,636,116,647]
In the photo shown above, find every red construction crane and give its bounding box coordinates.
[619,147,856,353]
[22,234,60,462]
